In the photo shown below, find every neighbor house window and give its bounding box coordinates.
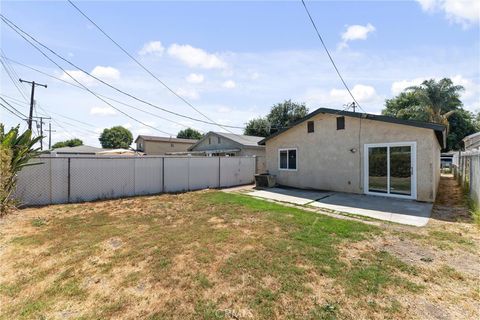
[307,121,314,133]
[171,143,174,147]
[208,137,211,144]
[337,116,345,130]
[279,148,297,170]
[218,137,221,144]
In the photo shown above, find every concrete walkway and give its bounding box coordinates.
[247,188,432,227]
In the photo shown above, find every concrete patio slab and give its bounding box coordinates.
[309,193,432,227]
[246,187,432,227]
[248,188,334,205]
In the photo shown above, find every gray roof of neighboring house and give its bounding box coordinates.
[188,132,264,151]
[258,107,447,148]
[214,132,264,147]
[51,145,105,154]
[463,131,480,150]
[135,135,198,144]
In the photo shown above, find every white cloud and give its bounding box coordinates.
[90,106,117,116]
[138,41,165,56]
[330,84,378,103]
[91,66,120,80]
[176,87,200,100]
[222,80,236,89]
[416,0,480,27]
[186,73,205,84]
[339,23,376,49]
[60,66,120,85]
[217,106,232,113]
[391,75,478,102]
[167,44,227,69]
[391,78,426,95]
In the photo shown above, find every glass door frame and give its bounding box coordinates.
[363,141,417,200]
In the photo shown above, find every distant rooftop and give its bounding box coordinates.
[213,132,264,147]
[135,135,198,144]
[51,145,104,154]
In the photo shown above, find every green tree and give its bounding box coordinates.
[0,124,42,215]
[177,128,202,140]
[99,126,133,149]
[267,100,309,132]
[243,100,309,137]
[52,138,83,149]
[244,118,271,137]
[381,78,476,150]
[406,78,464,127]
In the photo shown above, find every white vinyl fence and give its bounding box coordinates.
[453,150,480,206]
[14,156,255,206]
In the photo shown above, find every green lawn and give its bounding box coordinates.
[0,191,477,319]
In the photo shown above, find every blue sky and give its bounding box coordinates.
[1,0,479,147]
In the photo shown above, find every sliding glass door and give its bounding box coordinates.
[365,142,416,199]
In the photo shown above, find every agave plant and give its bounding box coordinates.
[0,124,42,215]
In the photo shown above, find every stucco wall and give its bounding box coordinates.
[240,147,266,173]
[265,113,441,202]
[138,138,195,155]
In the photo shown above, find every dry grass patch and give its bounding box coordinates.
[0,187,478,319]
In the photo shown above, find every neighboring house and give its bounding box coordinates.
[187,132,266,173]
[462,131,480,150]
[135,135,198,155]
[259,108,446,203]
[49,145,105,156]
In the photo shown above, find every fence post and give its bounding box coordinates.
[67,157,71,203]
[162,157,165,193]
[218,157,221,188]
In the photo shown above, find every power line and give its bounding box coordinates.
[0,15,176,137]
[0,56,30,102]
[0,96,27,119]
[0,102,26,121]
[1,58,199,132]
[300,0,366,113]
[67,0,234,133]
[1,50,30,98]
[0,14,244,131]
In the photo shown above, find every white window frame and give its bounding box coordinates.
[363,141,417,200]
[278,148,298,171]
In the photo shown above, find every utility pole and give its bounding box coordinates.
[32,116,51,150]
[45,122,56,150]
[19,79,47,130]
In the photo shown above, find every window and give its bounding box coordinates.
[218,136,221,144]
[307,121,314,133]
[208,137,211,144]
[337,116,345,130]
[138,142,143,151]
[170,143,174,147]
[279,148,297,170]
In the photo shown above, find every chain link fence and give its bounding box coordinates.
[453,150,480,206]
[14,156,256,206]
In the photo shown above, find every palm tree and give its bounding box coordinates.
[407,78,464,129]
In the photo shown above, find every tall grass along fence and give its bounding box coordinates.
[14,156,256,206]
[453,150,480,207]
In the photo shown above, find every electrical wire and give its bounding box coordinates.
[0,56,30,102]
[0,14,244,131]
[1,58,199,132]
[67,0,234,133]
[0,101,27,122]
[300,0,366,113]
[0,15,176,137]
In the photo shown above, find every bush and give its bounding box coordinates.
[0,124,42,216]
